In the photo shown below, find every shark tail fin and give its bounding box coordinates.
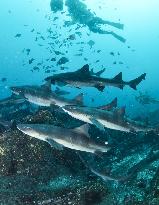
[45,75,54,83]
[98,97,117,111]
[73,93,84,105]
[128,73,146,90]
[41,80,52,91]
[10,120,17,130]
[0,120,17,131]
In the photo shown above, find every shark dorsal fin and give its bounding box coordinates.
[74,124,90,138]
[76,64,90,75]
[73,93,83,105]
[91,68,106,77]
[113,72,122,82]
[114,106,126,119]
[41,80,51,92]
[98,97,117,111]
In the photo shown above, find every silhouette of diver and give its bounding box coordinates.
[50,0,126,43]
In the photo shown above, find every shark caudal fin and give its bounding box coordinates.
[128,73,146,90]
[98,97,117,111]
[0,119,17,131]
[41,80,52,92]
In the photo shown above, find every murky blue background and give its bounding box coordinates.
[0,0,159,117]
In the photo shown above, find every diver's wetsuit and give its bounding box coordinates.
[50,0,126,42]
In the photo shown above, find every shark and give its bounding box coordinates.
[45,64,146,92]
[17,123,110,154]
[54,87,70,96]
[0,94,26,107]
[10,81,83,108]
[77,152,126,182]
[63,104,157,133]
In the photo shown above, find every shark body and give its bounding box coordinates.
[0,94,26,107]
[17,123,110,154]
[63,105,155,133]
[45,64,146,92]
[10,82,83,108]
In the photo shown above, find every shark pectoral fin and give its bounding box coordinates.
[90,118,105,132]
[50,104,63,113]
[74,124,90,138]
[73,93,84,105]
[94,84,105,92]
[50,103,57,109]
[46,138,63,150]
[117,84,124,90]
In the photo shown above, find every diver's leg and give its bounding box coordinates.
[89,26,126,43]
[93,17,124,30]
[110,31,126,43]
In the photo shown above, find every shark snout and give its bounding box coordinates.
[17,124,33,134]
[17,124,47,141]
[10,86,22,95]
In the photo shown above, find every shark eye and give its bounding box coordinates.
[26,126,32,130]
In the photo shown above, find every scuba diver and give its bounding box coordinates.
[50,0,126,42]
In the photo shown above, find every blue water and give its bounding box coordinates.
[1,0,159,112]
[0,0,159,204]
